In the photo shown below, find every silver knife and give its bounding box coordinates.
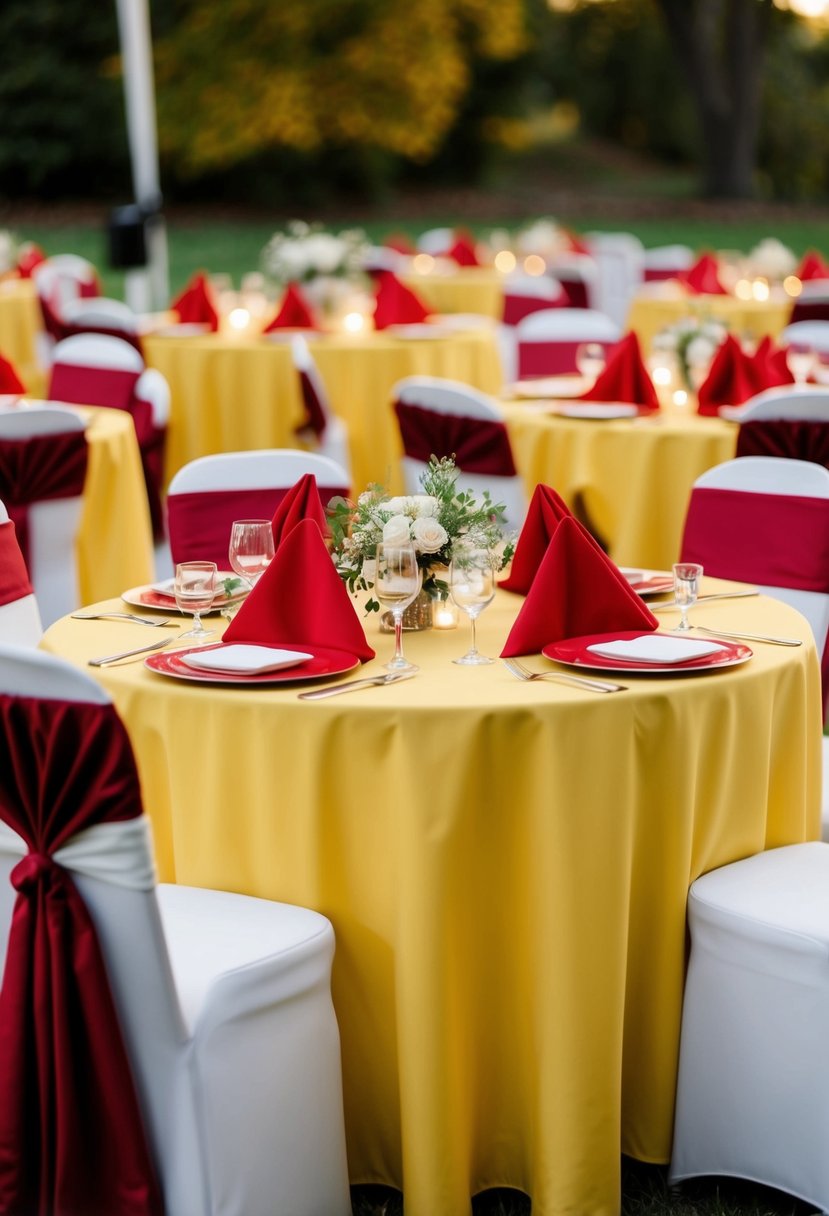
[88,636,181,667]
[651,590,760,611]
[298,670,416,700]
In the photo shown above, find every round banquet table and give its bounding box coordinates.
[142,325,504,495]
[626,286,793,355]
[501,398,739,570]
[402,265,504,320]
[0,277,44,395]
[40,585,822,1216]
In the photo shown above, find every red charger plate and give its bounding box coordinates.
[542,630,752,675]
[144,643,360,685]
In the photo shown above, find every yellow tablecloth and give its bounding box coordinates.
[501,400,738,569]
[626,288,793,354]
[41,587,822,1216]
[403,266,504,320]
[143,327,504,494]
[0,278,44,395]
[71,406,155,601]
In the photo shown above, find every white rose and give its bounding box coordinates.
[385,494,439,518]
[411,517,448,554]
[685,335,715,367]
[411,495,439,517]
[382,515,412,546]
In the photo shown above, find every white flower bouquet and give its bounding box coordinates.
[328,456,515,613]
[652,314,728,390]
[746,237,796,283]
[0,230,20,276]
[260,220,370,288]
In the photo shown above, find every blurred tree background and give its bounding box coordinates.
[1,0,829,207]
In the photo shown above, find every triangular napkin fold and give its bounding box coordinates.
[500,515,658,657]
[796,250,829,282]
[678,253,727,295]
[447,234,480,267]
[499,484,573,594]
[271,474,331,549]
[373,272,431,329]
[170,272,219,331]
[751,335,794,389]
[697,333,762,414]
[223,518,375,662]
[0,353,25,394]
[579,331,659,410]
[263,282,317,332]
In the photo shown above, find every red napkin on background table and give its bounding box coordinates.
[579,331,659,411]
[223,518,375,661]
[796,250,829,281]
[562,228,592,256]
[170,272,219,331]
[383,232,417,255]
[0,353,25,394]
[501,516,658,657]
[373,271,431,329]
[271,473,331,549]
[677,253,727,295]
[16,243,45,279]
[696,333,782,414]
[263,282,317,332]
[751,334,794,389]
[447,233,480,267]
[499,484,573,594]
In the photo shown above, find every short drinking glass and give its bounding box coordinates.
[672,562,703,632]
[449,545,496,665]
[374,543,422,672]
[174,561,217,639]
[575,342,607,382]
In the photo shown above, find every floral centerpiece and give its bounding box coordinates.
[328,456,515,619]
[746,237,796,283]
[652,314,728,391]
[261,219,369,286]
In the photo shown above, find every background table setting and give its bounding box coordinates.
[37,468,822,1216]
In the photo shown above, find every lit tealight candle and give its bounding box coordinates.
[412,254,435,275]
[752,277,770,301]
[651,365,672,387]
[228,307,250,330]
[523,254,546,276]
[343,311,366,333]
[734,278,753,301]
[783,275,802,297]
[673,389,688,408]
[494,249,517,274]
[432,600,459,629]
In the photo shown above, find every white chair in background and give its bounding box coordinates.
[498,274,567,382]
[788,278,829,325]
[0,498,41,646]
[166,449,350,568]
[0,644,352,1216]
[548,252,599,310]
[31,254,101,369]
[289,336,352,479]
[59,295,144,352]
[642,243,694,282]
[0,406,87,628]
[730,385,829,473]
[780,319,829,374]
[391,375,527,529]
[584,231,645,328]
[416,227,455,256]
[514,307,621,379]
[669,841,829,1215]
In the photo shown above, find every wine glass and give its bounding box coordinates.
[449,545,496,665]
[786,342,816,387]
[374,543,422,672]
[174,561,217,639]
[228,519,275,587]
[672,562,703,632]
[575,342,606,382]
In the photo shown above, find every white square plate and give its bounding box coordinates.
[586,635,726,664]
[180,645,314,675]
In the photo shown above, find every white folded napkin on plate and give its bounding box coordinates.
[180,645,313,675]
[586,635,726,664]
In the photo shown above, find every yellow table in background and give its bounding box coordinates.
[502,398,738,569]
[626,286,792,354]
[403,265,504,320]
[41,588,822,1216]
[143,326,504,494]
[0,277,44,395]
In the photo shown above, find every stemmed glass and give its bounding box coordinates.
[374,543,422,672]
[575,342,607,382]
[174,561,217,639]
[228,519,275,588]
[449,545,496,665]
[672,562,703,632]
[786,342,816,387]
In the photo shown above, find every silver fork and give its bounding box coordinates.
[502,657,626,694]
[88,635,186,667]
[72,612,176,627]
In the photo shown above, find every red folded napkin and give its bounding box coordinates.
[0,353,25,394]
[499,484,573,594]
[263,282,317,332]
[271,473,331,549]
[447,233,480,267]
[223,518,374,661]
[16,243,45,279]
[696,333,777,414]
[170,272,219,331]
[579,331,659,411]
[501,515,658,657]
[796,250,829,281]
[751,334,794,389]
[562,228,591,256]
[677,253,727,295]
[373,271,431,329]
[384,232,417,256]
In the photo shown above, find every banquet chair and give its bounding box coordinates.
[289,335,352,478]
[780,318,829,356]
[167,449,351,567]
[514,307,621,379]
[584,231,645,328]
[642,243,694,283]
[0,405,87,629]
[733,384,829,471]
[48,332,169,538]
[416,227,455,256]
[0,643,351,1216]
[31,253,101,369]
[58,295,144,353]
[549,252,599,310]
[498,274,567,382]
[669,841,829,1215]
[788,278,829,325]
[391,375,527,529]
[0,497,41,646]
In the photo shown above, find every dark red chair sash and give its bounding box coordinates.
[0,693,162,1216]
[0,432,88,567]
[297,368,328,438]
[393,399,517,476]
[736,419,829,471]
[0,521,32,607]
[48,363,141,411]
[168,483,350,567]
[680,486,829,715]
[502,293,563,327]
[789,299,829,325]
[556,278,589,309]
[517,338,582,378]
